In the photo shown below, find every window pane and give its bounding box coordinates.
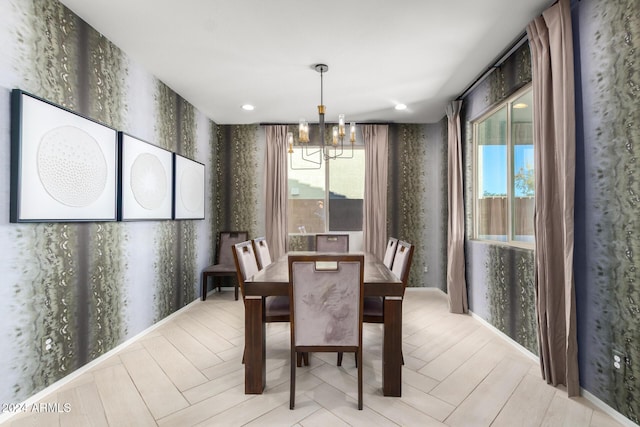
[511,91,534,242]
[328,150,364,231]
[476,106,508,241]
[288,148,326,234]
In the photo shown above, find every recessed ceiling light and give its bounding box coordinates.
[513,103,528,109]
[395,104,407,111]
[242,104,255,111]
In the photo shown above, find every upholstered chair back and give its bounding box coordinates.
[391,240,414,286]
[232,241,259,299]
[382,237,399,269]
[252,237,272,270]
[315,234,349,253]
[218,231,249,266]
[289,255,363,347]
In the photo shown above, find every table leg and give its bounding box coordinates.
[245,296,266,394]
[383,296,402,397]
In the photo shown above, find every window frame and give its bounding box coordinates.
[287,145,365,235]
[472,84,534,249]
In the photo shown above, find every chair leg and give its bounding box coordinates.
[336,352,358,367]
[290,350,296,410]
[357,349,363,410]
[234,278,239,301]
[201,273,208,301]
[296,352,310,367]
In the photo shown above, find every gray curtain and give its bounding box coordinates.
[527,0,579,396]
[362,124,389,261]
[446,101,468,314]
[264,126,288,259]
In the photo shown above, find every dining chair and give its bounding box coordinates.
[201,231,248,301]
[233,241,308,364]
[232,240,289,322]
[252,236,272,270]
[315,233,349,252]
[365,239,414,323]
[382,237,399,269]
[288,254,364,410]
[233,240,295,365]
[337,240,414,367]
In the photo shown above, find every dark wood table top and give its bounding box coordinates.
[244,251,403,298]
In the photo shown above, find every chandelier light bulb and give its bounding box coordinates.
[299,119,309,143]
[287,132,294,153]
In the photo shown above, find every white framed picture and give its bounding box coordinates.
[118,132,173,221]
[173,154,205,220]
[10,90,118,222]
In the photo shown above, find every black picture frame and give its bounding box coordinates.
[10,90,118,223]
[173,154,205,220]
[118,132,174,221]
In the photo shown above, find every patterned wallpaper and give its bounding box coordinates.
[465,238,538,356]
[214,125,261,240]
[574,0,640,422]
[0,0,214,405]
[388,123,448,290]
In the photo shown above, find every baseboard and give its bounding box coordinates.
[468,310,539,362]
[581,389,639,427]
[0,297,202,425]
[469,310,638,427]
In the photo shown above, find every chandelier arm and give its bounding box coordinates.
[323,136,355,160]
[340,137,355,158]
[339,145,355,159]
[290,150,321,169]
[303,145,322,157]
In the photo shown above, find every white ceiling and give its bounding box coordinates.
[58,0,550,125]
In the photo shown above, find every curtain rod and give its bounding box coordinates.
[259,121,393,126]
[456,32,529,101]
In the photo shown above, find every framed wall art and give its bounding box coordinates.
[10,90,118,222]
[173,154,205,220]
[118,132,173,221]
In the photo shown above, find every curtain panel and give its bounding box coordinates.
[264,126,288,259]
[527,0,579,396]
[362,125,389,261]
[446,100,468,314]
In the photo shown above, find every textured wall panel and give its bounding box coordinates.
[574,0,640,422]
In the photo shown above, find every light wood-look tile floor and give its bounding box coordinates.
[4,288,626,427]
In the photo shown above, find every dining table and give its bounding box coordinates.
[243,251,404,397]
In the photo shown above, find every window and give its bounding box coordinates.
[473,86,534,246]
[288,148,365,234]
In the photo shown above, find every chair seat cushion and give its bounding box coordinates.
[363,296,383,318]
[202,264,236,274]
[265,296,290,317]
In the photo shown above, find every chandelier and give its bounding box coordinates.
[288,64,356,170]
